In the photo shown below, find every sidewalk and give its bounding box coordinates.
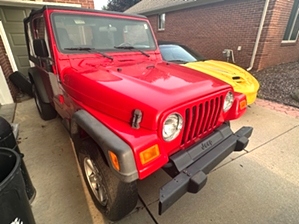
[14,99,299,224]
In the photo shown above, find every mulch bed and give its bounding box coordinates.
[252,61,299,109]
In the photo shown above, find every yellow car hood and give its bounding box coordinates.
[184,60,260,96]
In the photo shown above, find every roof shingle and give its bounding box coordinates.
[125,0,223,15]
[126,0,195,14]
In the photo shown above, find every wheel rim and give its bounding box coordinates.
[83,157,108,206]
[32,85,42,113]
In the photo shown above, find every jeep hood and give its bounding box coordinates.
[62,60,230,130]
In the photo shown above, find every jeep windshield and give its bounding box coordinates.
[52,13,156,53]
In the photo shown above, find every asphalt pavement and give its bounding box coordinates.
[13,99,299,224]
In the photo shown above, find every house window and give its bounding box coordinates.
[158,13,165,30]
[282,0,299,42]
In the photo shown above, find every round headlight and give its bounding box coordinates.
[162,113,183,141]
[223,91,234,112]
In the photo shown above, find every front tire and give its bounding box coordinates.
[32,83,57,120]
[78,139,138,221]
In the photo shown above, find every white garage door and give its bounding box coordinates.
[0,6,31,76]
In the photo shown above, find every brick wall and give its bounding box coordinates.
[148,0,299,71]
[256,0,299,70]
[46,0,94,9]
[0,36,18,101]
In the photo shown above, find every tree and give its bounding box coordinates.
[105,0,141,12]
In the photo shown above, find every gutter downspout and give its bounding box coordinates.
[247,0,271,71]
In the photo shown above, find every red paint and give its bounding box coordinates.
[26,7,246,180]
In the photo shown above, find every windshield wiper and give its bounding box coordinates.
[114,45,150,57]
[64,47,113,60]
[167,60,188,64]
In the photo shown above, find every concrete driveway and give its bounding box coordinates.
[14,99,299,224]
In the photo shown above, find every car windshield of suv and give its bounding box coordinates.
[159,44,206,63]
[52,13,156,52]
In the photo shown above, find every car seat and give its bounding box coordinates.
[56,27,74,49]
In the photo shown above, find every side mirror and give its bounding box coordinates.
[33,39,49,57]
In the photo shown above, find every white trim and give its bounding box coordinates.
[0,66,14,105]
[281,40,297,44]
[0,20,17,72]
[0,0,81,8]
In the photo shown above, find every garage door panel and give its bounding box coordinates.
[13,46,29,54]
[1,8,29,22]
[5,24,24,31]
[0,7,32,76]
[10,33,26,46]
[13,47,29,58]
[18,56,30,67]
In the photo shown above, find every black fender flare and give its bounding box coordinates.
[28,67,51,103]
[72,110,139,183]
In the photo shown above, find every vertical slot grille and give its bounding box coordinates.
[181,95,223,147]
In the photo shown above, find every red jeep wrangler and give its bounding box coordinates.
[24,6,252,221]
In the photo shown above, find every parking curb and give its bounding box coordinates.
[254,99,299,119]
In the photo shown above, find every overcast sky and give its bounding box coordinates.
[94,0,109,9]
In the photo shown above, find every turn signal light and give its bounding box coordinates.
[140,144,160,165]
[240,99,247,110]
[108,151,120,171]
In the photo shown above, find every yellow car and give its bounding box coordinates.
[159,41,260,105]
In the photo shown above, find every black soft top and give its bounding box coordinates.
[24,5,146,22]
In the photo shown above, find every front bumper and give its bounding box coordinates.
[245,91,258,105]
[159,123,253,214]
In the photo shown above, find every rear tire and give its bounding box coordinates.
[78,139,138,221]
[32,84,57,120]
